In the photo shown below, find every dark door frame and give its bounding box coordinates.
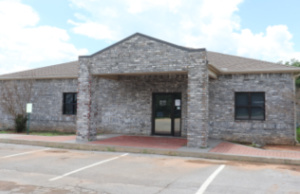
[152,93,182,136]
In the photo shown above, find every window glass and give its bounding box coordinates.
[74,94,77,103]
[251,108,264,120]
[65,94,74,104]
[235,92,265,120]
[63,93,77,115]
[251,93,264,106]
[64,104,73,115]
[73,104,77,114]
[236,108,249,119]
[236,93,248,106]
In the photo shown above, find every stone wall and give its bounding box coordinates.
[89,35,193,75]
[296,88,300,127]
[0,79,77,132]
[91,74,188,136]
[78,34,208,147]
[209,73,295,145]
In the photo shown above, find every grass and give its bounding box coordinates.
[29,131,75,136]
[0,130,75,136]
[297,127,300,142]
[0,130,11,134]
[106,147,116,152]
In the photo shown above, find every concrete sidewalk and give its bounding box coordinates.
[0,133,300,165]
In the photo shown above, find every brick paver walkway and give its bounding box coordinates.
[90,135,187,149]
[12,135,76,142]
[210,142,300,159]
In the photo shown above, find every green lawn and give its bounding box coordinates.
[0,130,11,134]
[29,131,75,136]
[0,130,74,136]
[297,127,300,142]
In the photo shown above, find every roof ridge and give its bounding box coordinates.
[80,32,206,58]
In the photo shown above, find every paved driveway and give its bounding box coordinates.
[0,143,299,194]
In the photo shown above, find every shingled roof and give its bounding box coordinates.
[0,33,300,80]
[0,61,78,80]
[207,51,300,74]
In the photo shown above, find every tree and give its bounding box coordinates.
[0,80,34,132]
[278,58,300,67]
[278,59,300,87]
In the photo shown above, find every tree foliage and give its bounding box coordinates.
[282,58,300,67]
[0,80,34,132]
[279,59,300,87]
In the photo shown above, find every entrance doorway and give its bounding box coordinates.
[152,93,181,136]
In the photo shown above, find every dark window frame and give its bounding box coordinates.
[63,93,77,115]
[235,92,265,121]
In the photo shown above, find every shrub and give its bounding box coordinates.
[297,127,300,142]
[15,114,27,133]
[251,136,265,148]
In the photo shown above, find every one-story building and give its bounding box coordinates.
[1,33,300,148]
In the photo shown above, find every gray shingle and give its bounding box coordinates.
[0,61,78,80]
[207,51,300,74]
[1,49,300,80]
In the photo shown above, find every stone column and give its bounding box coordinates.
[187,53,209,148]
[76,57,97,142]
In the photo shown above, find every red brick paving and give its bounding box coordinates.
[8,134,300,159]
[90,135,187,149]
[210,142,300,159]
[264,145,300,152]
[12,135,76,142]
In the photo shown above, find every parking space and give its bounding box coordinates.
[206,164,300,194]
[1,143,300,194]
[0,143,49,158]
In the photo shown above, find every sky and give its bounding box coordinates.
[0,0,300,74]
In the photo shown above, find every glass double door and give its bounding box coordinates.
[152,93,181,136]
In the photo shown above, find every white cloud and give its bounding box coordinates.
[0,0,39,28]
[68,20,118,41]
[232,25,300,61]
[68,0,300,63]
[125,0,182,14]
[0,0,88,75]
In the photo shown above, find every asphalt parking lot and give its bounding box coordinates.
[0,143,300,194]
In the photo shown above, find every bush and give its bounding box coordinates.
[297,127,300,142]
[251,136,265,148]
[15,114,27,133]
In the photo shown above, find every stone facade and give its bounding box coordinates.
[91,74,188,136]
[1,33,297,147]
[209,73,295,144]
[77,34,208,147]
[0,79,77,132]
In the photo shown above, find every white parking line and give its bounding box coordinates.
[1,148,51,159]
[196,165,225,194]
[49,153,129,181]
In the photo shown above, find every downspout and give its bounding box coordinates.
[293,73,300,144]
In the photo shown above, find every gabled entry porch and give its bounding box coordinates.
[76,33,209,148]
[92,72,188,137]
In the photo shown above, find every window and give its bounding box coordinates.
[235,92,265,120]
[63,93,77,115]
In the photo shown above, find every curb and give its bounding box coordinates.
[0,138,300,166]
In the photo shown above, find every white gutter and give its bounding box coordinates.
[208,70,217,79]
[219,69,300,74]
